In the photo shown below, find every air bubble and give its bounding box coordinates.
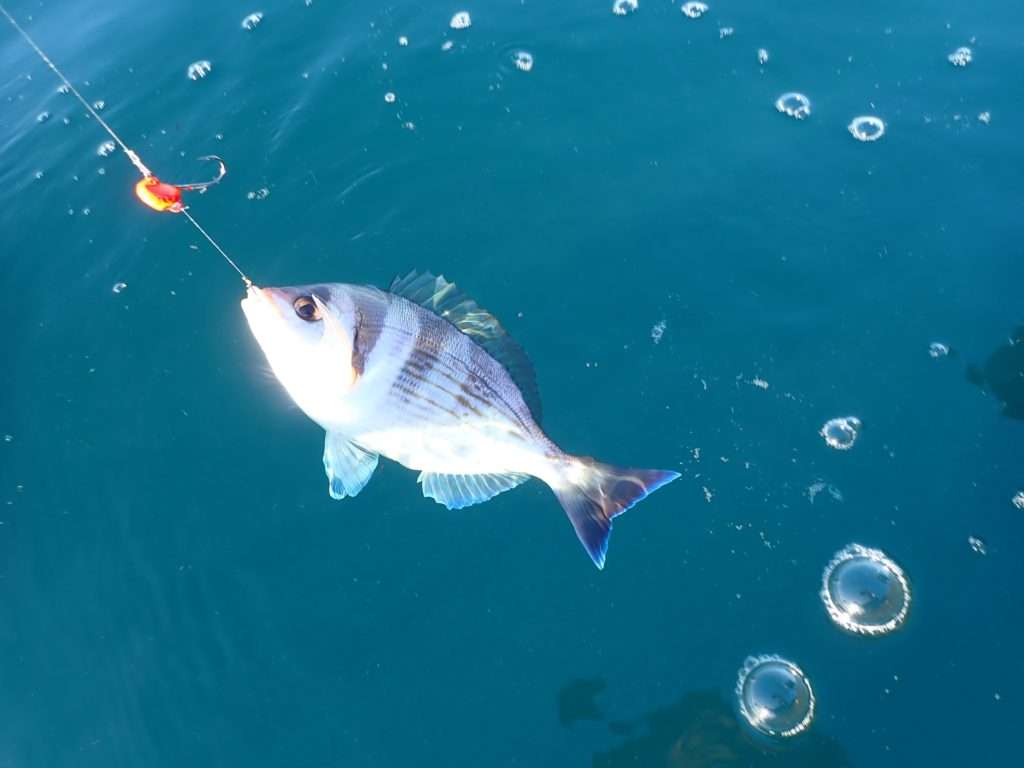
[736,655,815,738]
[241,12,263,31]
[757,48,769,65]
[612,0,638,16]
[948,46,972,67]
[928,342,949,358]
[681,2,709,18]
[821,544,910,635]
[775,92,810,120]
[449,11,472,29]
[848,115,885,142]
[36,111,50,123]
[384,92,396,103]
[513,50,534,72]
[820,416,860,450]
[112,282,127,294]
[97,140,116,157]
[187,60,212,80]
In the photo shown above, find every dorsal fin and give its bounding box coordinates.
[390,270,543,423]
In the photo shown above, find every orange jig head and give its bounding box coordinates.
[135,176,184,213]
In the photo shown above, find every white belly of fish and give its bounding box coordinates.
[354,422,552,479]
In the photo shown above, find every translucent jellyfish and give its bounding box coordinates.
[757,48,769,65]
[821,544,910,635]
[651,320,666,344]
[247,188,270,200]
[384,92,396,103]
[681,2,709,18]
[513,50,534,72]
[968,536,987,555]
[1012,491,1024,510]
[33,170,44,180]
[97,140,116,157]
[928,342,949,358]
[449,11,472,29]
[848,115,885,142]
[92,99,105,111]
[36,110,50,123]
[112,281,127,294]
[978,111,991,124]
[57,83,70,94]
[187,60,212,80]
[807,481,842,504]
[398,35,409,46]
[612,0,638,16]
[735,655,815,738]
[948,46,972,67]
[441,40,454,51]
[719,27,734,39]
[775,92,810,120]
[820,416,860,450]
[241,12,263,31]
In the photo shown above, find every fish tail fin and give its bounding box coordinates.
[551,458,680,570]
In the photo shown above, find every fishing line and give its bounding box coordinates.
[0,3,253,288]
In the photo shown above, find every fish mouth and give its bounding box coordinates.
[241,285,287,320]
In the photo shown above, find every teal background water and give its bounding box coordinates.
[2,1,1022,765]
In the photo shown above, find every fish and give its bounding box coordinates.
[241,271,679,568]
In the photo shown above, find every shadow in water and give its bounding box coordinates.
[557,681,852,768]
[968,326,1024,420]
[559,678,608,726]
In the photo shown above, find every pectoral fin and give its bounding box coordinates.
[419,471,529,510]
[323,432,379,500]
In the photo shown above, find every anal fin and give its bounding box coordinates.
[419,471,529,510]
[324,432,379,500]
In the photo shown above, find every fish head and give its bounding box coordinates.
[241,283,360,425]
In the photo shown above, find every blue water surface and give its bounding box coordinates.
[1,1,1022,766]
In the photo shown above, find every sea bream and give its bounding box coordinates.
[241,271,679,568]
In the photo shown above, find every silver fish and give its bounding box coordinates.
[241,271,679,568]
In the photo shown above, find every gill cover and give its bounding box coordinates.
[312,293,359,389]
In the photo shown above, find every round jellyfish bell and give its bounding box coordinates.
[821,544,910,635]
[820,416,860,450]
[775,92,811,120]
[735,655,815,738]
[848,115,885,142]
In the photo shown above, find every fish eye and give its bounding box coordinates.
[293,295,321,322]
